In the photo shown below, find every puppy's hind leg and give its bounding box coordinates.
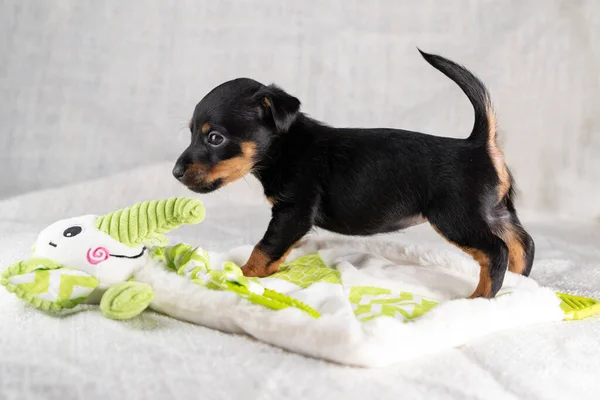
[428,208,509,298]
[507,218,535,277]
[495,208,535,277]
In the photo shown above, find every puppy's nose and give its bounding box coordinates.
[172,164,187,180]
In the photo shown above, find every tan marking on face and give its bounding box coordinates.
[241,242,297,278]
[185,163,208,185]
[485,101,511,199]
[205,142,257,185]
[431,225,493,298]
[201,123,212,134]
[263,97,272,108]
[266,196,277,207]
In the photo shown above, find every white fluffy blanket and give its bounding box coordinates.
[138,241,563,367]
[1,163,599,399]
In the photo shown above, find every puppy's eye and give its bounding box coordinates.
[63,226,83,238]
[207,132,225,147]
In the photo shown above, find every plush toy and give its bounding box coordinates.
[0,197,320,320]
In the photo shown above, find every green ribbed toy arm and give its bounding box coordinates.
[95,197,205,247]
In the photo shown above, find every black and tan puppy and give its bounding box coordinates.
[172,50,534,298]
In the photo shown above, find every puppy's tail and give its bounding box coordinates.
[417,49,495,147]
[418,48,511,199]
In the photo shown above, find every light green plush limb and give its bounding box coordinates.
[100,282,155,320]
[1,258,62,278]
[95,197,205,247]
[191,261,321,318]
[154,248,321,317]
[151,243,211,281]
[1,258,98,312]
[261,289,321,318]
[212,280,320,318]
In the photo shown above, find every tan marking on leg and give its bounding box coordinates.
[464,248,492,298]
[275,245,295,266]
[241,242,296,278]
[241,246,273,277]
[205,142,257,185]
[431,225,493,298]
[496,225,526,275]
[201,123,212,134]
[507,238,526,275]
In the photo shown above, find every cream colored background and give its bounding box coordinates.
[1,0,598,219]
[1,3,600,399]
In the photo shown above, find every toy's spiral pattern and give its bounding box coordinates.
[95,197,205,247]
[86,247,110,265]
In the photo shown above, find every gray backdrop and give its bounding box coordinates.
[1,0,598,219]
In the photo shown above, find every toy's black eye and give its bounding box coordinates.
[207,132,225,146]
[63,226,83,238]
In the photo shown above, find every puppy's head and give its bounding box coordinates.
[173,78,300,193]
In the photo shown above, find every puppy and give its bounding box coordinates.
[172,49,535,298]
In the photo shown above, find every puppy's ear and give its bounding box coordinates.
[254,85,301,133]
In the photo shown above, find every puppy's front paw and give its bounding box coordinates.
[241,263,279,277]
[241,264,265,277]
[241,245,280,277]
[468,287,492,299]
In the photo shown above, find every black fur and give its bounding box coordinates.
[173,49,535,298]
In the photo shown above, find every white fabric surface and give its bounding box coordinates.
[123,242,563,368]
[1,164,599,399]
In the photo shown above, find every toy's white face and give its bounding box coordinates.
[33,215,148,287]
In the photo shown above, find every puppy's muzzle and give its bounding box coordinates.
[172,163,187,181]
